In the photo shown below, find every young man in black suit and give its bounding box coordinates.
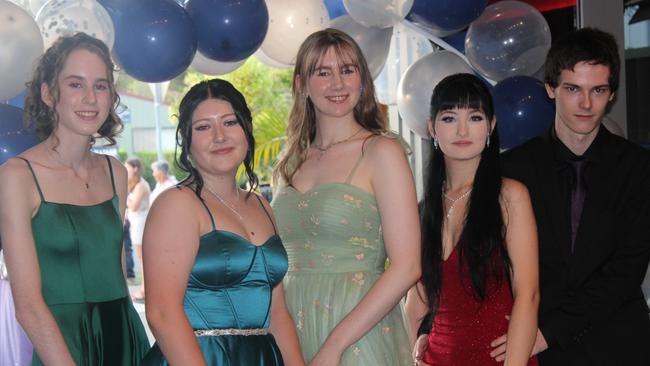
[492,28,650,365]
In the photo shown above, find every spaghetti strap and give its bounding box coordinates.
[195,191,217,231]
[253,194,277,234]
[17,157,45,202]
[104,155,116,196]
[344,135,380,184]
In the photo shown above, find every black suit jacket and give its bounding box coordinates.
[502,127,650,366]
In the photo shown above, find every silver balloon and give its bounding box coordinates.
[343,0,413,29]
[260,0,330,65]
[190,51,246,76]
[253,48,292,69]
[0,0,44,100]
[465,0,551,82]
[7,0,32,14]
[331,15,392,79]
[397,51,474,138]
[35,0,115,50]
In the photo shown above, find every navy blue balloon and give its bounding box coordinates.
[324,0,347,20]
[0,104,40,165]
[4,90,26,109]
[443,29,467,54]
[99,0,197,82]
[186,0,268,62]
[493,76,555,150]
[407,0,486,33]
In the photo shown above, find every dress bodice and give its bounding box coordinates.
[272,183,386,275]
[184,229,288,330]
[23,157,127,305]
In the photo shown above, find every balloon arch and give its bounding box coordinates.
[1,0,561,151]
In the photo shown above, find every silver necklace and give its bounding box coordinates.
[204,185,242,220]
[443,188,472,218]
[313,127,364,160]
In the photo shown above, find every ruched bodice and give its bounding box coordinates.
[184,230,288,330]
[276,183,386,274]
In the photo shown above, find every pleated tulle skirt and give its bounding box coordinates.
[283,271,412,365]
[142,333,284,365]
[32,296,150,366]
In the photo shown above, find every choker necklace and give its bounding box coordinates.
[313,127,364,160]
[205,185,242,221]
[443,188,472,218]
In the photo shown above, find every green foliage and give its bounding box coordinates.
[119,149,187,188]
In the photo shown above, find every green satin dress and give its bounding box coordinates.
[142,194,288,366]
[271,137,412,365]
[21,156,150,366]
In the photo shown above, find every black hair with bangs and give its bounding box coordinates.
[419,73,510,322]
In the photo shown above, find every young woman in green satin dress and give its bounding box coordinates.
[0,33,150,365]
[141,79,304,366]
[272,29,421,365]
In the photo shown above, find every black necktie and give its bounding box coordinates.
[569,159,586,252]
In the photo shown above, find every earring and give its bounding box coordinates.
[486,134,491,147]
[433,137,438,150]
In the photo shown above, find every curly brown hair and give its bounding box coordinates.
[24,32,122,146]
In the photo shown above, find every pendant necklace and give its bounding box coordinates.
[204,185,255,236]
[443,188,472,218]
[313,127,364,160]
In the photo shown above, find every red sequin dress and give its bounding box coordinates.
[423,247,537,365]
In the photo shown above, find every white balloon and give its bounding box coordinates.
[465,0,551,82]
[397,51,474,138]
[7,0,32,14]
[331,15,392,79]
[375,23,433,105]
[0,0,44,100]
[253,48,292,69]
[260,0,330,65]
[35,0,115,50]
[190,51,246,76]
[343,0,413,29]
[29,0,47,15]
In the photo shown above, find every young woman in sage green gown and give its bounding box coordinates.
[0,33,149,366]
[272,29,421,365]
[141,79,304,366]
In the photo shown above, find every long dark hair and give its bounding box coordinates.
[175,78,258,197]
[420,73,511,317]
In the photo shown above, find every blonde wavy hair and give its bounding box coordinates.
[273,28,388,185]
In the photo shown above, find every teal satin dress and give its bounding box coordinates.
[21,156,150,366]
[142,194,288,366]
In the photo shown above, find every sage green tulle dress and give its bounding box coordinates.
[21,157,150,366]
[271,146,411,365]
[142,195,287,366]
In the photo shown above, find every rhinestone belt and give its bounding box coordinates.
[194,328,269,337]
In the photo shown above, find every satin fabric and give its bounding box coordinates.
[142,230,288,365]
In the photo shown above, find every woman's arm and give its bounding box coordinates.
[498,179,540,365]
[143,188,206,366]
[127,179,149,212]
[0,159,76,365]
[405,283,429,346]
[269,284,306,366]
[311,137,422,365]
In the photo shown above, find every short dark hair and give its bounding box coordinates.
[544,27,620,92]
[175,78,258,197]
[24,32,121,145]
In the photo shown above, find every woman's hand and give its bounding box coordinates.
[413,334,432,366]
[308,342,343,366]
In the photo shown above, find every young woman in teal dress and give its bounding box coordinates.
[0,33,150,365]
[141,79,304,365]
[272,29,421,365]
